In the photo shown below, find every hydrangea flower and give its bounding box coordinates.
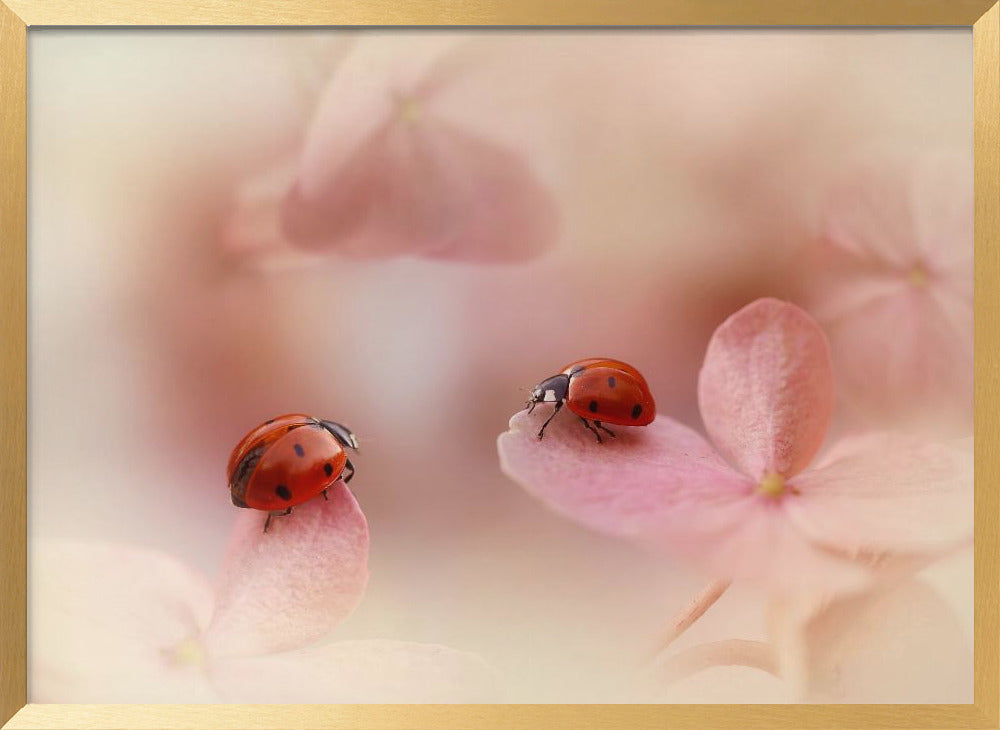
[32,486,496,702]
[224,34,558,266]
[799,149,973,430]
[498,298,972,595]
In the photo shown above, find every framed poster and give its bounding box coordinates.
[1,1,997,728]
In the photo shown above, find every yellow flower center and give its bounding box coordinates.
[166,637,205,668]
[396,96,422,124]
[908,265,929,288]
[757,472,786,497]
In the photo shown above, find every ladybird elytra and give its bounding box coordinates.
[227,413,358,532]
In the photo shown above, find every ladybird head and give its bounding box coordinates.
[319,420,360,451]
[525,373,570,413]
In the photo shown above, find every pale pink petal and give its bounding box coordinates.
[823,168,919,270]
[204,484,369,658]
[815,281,972,430]
[211,640,499,703]
[282,118,559,262]
[298,34,464,196]
[220,151,325,271]
[692,500,871,595]
[786,434,972,556]
[498,409,868,593]
[499,409,744,539]
[908,151,973,273]
[821,148,973,273]
[698,298,835,480]
[769,579,972,702]
[31,541,218,702]
[804,271,903,327]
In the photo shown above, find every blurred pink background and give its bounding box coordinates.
[28,29,972,702]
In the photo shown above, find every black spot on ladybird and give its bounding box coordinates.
[294,443,305,457]
[275,484,292,500]
[588,400,599,413]
[631,404,643,419]
[607,376,617,389]
[324,463,334,477]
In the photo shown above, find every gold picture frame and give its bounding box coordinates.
[1,1,997,727]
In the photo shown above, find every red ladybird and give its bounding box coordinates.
[227,413,359,532]
[525,358,656,442]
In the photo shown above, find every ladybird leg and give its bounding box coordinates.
[536,401,563,440]
[322,489,329,501]
[263,507,293,534]
[578,417,603,444]
[342,458,355,485]
[594,421,617,439]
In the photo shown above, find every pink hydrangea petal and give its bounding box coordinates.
[31,541,218,702]
[819,285,972,429]
[281,117,559,262]
[297,34,464,196]
[769,579,972,702]
[786,434,972,556]
[220,152,324,271]
[498,410,867,593]
[928,284,974,417]
[499,409,744,539]
[691,499,870,595]
[909,152,973,273]
[211,639,499,703]
[804,272,902,327]
[930,281,974,337]
[698,298,835,480]
[823,169,919,270]
[204,484,369,658]
[822,149,973,272]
